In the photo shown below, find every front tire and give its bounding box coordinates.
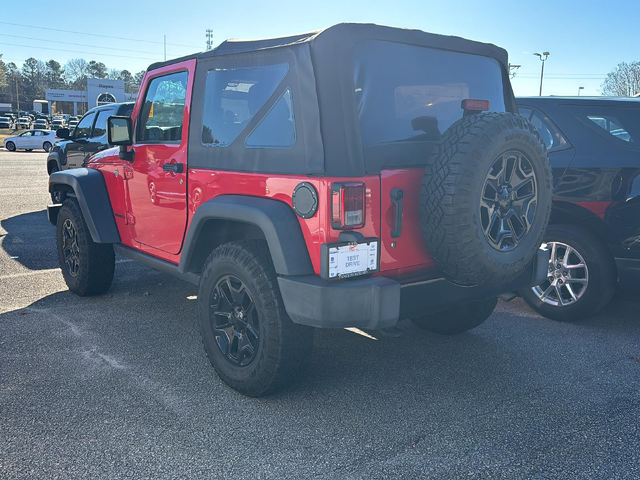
[6,141,15,152]
[519,225,617,322]
[198,240,314,397]
[411,297,498,335]
[56,199,115,296]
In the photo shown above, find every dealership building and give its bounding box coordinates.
[45,78,137,116]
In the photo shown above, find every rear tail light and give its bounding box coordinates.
[331,182,365,229]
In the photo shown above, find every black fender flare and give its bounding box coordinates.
[46,151,62,173]
[48,168,121,244]
[179,195,314,276]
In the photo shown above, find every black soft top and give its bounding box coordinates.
[148,23,509,72]
[156,24,513,176]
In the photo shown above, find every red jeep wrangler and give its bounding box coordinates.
[48,24,552,396]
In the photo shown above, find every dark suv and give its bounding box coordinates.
[516,97,640,321]
[47,102,134,174]
[47,24,553,396]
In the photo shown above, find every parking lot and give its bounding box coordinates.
[1,150,639,479]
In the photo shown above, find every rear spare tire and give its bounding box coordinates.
[420,113,552,287]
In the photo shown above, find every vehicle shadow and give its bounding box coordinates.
[1,210,58,271]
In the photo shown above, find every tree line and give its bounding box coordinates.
[601,61,640,97]
[0,54,145,109]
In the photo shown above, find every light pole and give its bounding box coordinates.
[578,86,584,96]
[15,77,21,112]
[534,52,550,96]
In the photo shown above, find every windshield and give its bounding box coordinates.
[354,40,507,159]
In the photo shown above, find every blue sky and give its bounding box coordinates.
[2,0,639,96]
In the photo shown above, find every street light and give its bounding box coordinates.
[578,86,584,96]
[534,52,550,96]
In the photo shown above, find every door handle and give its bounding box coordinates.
[78,146,84,151]
[162,163,184,173]
[97,145,109,151]
[390,188,404,238]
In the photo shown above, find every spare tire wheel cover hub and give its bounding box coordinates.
[480,151,537,251]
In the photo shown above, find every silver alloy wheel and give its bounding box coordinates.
[532,242,589,307]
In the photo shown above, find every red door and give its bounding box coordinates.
[125,61,194,255]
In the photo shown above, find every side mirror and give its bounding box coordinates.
[108,115,134,162]
[107,116,133,146]
[56,128,70,140]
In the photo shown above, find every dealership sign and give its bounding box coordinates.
[45,78,128,107]
[45,89,87,102]
[87,78,125,107]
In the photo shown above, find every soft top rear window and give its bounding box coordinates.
[353,40,507,169]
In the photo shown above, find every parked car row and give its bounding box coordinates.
[0,112,82,131]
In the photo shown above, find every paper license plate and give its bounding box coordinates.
[327,241,378,279]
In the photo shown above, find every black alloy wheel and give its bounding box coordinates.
[198,240,314,397]
[61,218,80,277]
[481,151,538,251]
[209,275,260,367]
[55,198,115,296]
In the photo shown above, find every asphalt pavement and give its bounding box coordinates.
[1,150,639,479]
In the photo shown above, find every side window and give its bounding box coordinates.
[74,112,96,140]
[563,105,639,150]
[201,63,289,147]
[19,131,33,137]
[138,71,188,143]
[91,109,114,138]
[587,115,632,142]
[245,88,296,148]
[519,106,568,151]
[33,131,43,136]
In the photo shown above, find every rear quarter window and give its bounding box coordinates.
[562,105,640,150]
[201,63,289,147]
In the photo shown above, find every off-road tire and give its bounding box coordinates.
[6,141,15,152]
[56,198,115,296]
[198,240,314,397]
[411,297,498,335]
[420,112,552,287]
[43,141,52,152]
[519,224,617,322]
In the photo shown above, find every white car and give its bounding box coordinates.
[18,117,32,129]
[3,130,57,152]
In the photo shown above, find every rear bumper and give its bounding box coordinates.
[279,247,550,330]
